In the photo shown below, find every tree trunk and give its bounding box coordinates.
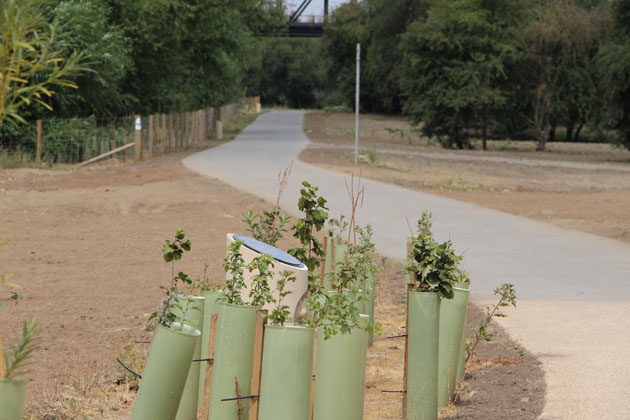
[566,123,573,142]
[574,123,584,142]
[549,123,556,142]
[481,123,488,150]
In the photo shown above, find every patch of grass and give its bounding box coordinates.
[24,367,135,420]
[220,112,259,142]
[0,150,48,169]
[421,178,484,191]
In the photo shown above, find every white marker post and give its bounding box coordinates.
[355,43,361,165]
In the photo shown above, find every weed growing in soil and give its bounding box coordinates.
[466,283,517,362]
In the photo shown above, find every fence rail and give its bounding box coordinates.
[0,97,261,166]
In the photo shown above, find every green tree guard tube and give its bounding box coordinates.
[207,302,259,420]
[313,314,369,420]
[258,326,315,420]
[438,287,470,406]
[172,296,206,420]
[454,282,470,383]
[407,291,440,420]
[131,323,200,420]
[0,379,26,420]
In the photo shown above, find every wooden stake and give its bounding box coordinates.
[134,115,142,161]
[176,113,181,148]
[168,113,173,152]
[147,114,154,158]
[77,143,135,167]
[249,309,267,420]
[402,283,414,420]
[198,313,219,420]
[310,332,317,420]
[161,114,167,153]
[36,120,42,164]
[192,111,198,145]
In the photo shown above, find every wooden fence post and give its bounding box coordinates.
[147,114,154,158]
[134,115,142,160]
[216,107,223,140]
[36,120,42,164]
[192,111,197,145]
[154,113,160,154]
[176,113,181,148]
[161,114,167,154]
[168,113,173,152]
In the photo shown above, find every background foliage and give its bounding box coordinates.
[3,0,630,153]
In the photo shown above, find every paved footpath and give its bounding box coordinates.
[184,110,630,419]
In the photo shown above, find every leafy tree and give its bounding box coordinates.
[321,0,369,109]
[520,0,609,150]
[363,0,430,113]
[44,0,133,118]
[0,0,85,125]
[596,0,630,149]
[249,38,326,109]
[400,0,525,149]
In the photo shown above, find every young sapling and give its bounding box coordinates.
[266,270,297,326]
[149,229,193,329]
[2,319,40,379]
[247,253,275,308]
[242,162,292,247]
[465,283,517,363]
[220,239,247,305]
[407,211,461,299]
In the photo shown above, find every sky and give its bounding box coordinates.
[286,0,348,17]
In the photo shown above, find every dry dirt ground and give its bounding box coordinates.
[302,112,630,244]
[1,139,543,419]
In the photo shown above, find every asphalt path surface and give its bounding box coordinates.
[184,110,630,419]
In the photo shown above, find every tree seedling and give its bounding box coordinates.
[220,239,247,305]
[266,270,297,326]
[465,283,517,363]
[407,211,461,299]
[149,229,193,329]
[220,239,275,308]
[242,162,292,247]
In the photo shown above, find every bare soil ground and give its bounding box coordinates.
[1,137,543,419]
[302,112,630,244]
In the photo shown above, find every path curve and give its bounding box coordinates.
[184,110,630,419]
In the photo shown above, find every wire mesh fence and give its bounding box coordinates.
[0,97,260,167]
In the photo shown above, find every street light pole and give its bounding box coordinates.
[355,43,360,165]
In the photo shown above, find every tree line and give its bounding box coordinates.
[257,0,630,151]
[2,0,285,124]
[3,0,630,153]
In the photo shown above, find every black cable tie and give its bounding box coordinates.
[221,395,259,402]
[381,390,407,393]
[135,341,151,344]
[192,358,214,362]
[116,358,142,379]
[386,334,408,339]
